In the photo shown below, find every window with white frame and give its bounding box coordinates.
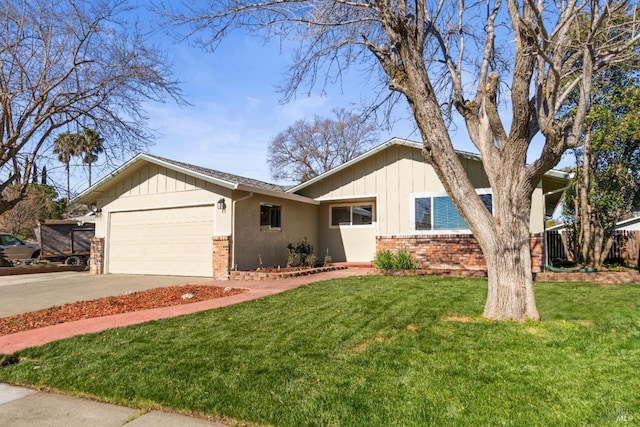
[412,190,492,232]
[260,203,281,229]
[330,203,374,227]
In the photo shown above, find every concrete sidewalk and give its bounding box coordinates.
[0,383,227,426]
[0,267,372,426]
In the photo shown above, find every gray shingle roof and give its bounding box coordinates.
[144,154,290,193]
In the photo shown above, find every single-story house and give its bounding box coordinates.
[548,214,640,232]
[75,137,571,278]
[617,215,640,231]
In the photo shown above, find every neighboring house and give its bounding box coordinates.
[617,215,640,231]
[75,138,571,278]
[548,214,640,232]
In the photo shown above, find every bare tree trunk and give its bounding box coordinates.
[480,174,540,321]
[483,222,539,321]
[593,227,607,267]
[402,61,540,321]
[576,135,618,269]
[579,137,596,266]
[599,234,616,266]
[560,232,575,263]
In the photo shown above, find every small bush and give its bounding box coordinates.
[373,250,395,271]
[305,253,317,268]
[394,249,418,270]
[287,238,315,267]
[373,249,417,271]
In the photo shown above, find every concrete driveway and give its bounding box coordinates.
[0,272,208,317]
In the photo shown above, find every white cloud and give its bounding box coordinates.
[275,94,330,124]
[244,96,262,112]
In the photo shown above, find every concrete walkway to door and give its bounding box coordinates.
[0,267,373,355]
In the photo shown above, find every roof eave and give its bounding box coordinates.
[287,137,408,193]
[74,153,240,205]
[287,137,572,195]
[139,154,239,190]
[236,184,319,205]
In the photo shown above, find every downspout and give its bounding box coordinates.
[231,192,253,271]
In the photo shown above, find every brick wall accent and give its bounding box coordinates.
[212,236,231,280]
[530,233,544,273]
[535,269,640,284]
[89,237,104,275]
[376,233,545,273]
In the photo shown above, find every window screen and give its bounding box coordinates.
[331,206,351,226]
[433,196,467,230]
[414,193,492,231]
[352,205,373,225]
[415,198,431,230]
[260,204,281,228]
[331,204,374,226]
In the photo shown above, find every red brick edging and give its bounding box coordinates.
[229,266,346,281]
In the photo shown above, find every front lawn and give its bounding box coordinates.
[1,276,639,426]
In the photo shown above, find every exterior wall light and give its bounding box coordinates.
[89,204,102,217]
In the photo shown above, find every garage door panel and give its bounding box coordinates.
[108,206,214,276]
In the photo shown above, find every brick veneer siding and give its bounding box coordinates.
[376,233,545,273]
[530,233,544,273]
[535,269,640,284]
[212,236,231,280]
[89,237,105,275]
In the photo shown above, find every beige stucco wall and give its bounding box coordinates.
[231,191,318,270]
[316,200,377,263]
[92,162,232,238]
[530,186,545,233]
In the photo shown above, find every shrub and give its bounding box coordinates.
[287,238,315,267]
[305,254,317,268]
[373,249,395,271]
[394,249,418,270]
[373,249,417,271]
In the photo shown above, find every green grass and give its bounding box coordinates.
[1,276,640,426]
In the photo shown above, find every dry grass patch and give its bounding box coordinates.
[442,315,480,323]
[350,336,388,354]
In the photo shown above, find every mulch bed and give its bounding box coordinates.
[0,285,247,336]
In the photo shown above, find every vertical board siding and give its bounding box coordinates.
[299,144,493,237]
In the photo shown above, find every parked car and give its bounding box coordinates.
[0,233,40,260]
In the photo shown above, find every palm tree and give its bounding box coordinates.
[77,128,104,186]
[53,131,81,204]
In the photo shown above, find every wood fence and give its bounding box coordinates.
[546,230,639,267]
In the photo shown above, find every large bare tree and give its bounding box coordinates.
[268,108,378,182]
[161,1,639,321]
[0,0,183,214]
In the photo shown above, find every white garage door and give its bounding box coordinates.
[108,206,215,276]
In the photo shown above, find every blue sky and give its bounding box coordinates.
[138,32,423,185]
[63,2,568,197]
[63,27,424,194]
